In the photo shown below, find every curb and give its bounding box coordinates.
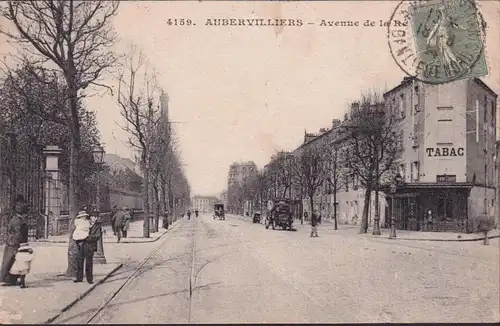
[386,234,500,242]
[35,220,181,245]
[43,263,124,324]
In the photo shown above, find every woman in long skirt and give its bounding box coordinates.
[1,198,29,287]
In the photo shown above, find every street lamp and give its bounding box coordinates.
[92,144,106,264]
[389,172,403,239]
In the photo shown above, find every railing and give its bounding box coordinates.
[49,210,146,236]
[406,218,473,233]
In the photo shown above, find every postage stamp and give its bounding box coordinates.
[388,0,488,84]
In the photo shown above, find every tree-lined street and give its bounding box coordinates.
[43,214,499,324]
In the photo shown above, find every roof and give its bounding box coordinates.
[384,76,498,98]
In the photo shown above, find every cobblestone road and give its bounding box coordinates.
[50,214,499,324]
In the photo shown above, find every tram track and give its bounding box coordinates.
[74,218,197,324]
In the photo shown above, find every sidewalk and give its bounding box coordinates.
[0,219,180,324]
[319,219,500,242]
[229,214,500,242]
[36,220,169,244]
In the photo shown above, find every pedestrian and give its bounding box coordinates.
[162,211,169,229]
[195,209,199,218]
[9,242,34,288]
[0,195,30,287]
[303,211,308,225]
[187,210,191,220]
[310,211,319,238]
[110,205,118,235]
[72,210,93,283]
[115,207,131,242]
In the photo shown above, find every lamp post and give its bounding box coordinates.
[92,144,106,264]
[389,173,403,239]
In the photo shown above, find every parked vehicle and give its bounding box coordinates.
[253,211,261,223]
[213,204,225,220]
[265,199,293,230]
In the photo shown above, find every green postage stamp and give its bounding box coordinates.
[388,0,488,84]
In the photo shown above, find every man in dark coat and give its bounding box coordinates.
[75,210,102,284]
[115,207,131,242]
[310,211,319,238]
[110,205,118,235]
[1,196,29,286]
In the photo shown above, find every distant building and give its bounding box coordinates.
[219,190,228,208]
[160,91,169,120]
[192,195,218,213]
[227,161,258,187]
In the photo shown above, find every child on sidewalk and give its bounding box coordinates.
[9,243,34,288]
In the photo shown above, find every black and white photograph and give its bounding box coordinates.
[0,0,499,324]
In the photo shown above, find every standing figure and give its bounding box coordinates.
[0,196,30,287]
[72,210,92,283]
[195,209,199,218]
[162,211,169,229]
[187,210,191,220]
[310,211,319,238]
[115,207,131,242]
[83,211,103,284]
[110,205,118,235]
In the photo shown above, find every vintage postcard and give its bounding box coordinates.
[0,0,498,324]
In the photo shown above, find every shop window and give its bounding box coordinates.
[412,161,420,181]
[437,197,453,220]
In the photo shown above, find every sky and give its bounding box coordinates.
[1,1,499,197]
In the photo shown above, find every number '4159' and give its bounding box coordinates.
[166,19,193,26]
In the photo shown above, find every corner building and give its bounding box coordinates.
[385,77,497,232]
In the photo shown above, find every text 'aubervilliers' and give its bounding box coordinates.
[205,18,304,26]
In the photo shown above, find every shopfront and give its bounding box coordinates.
[384,183,473,233]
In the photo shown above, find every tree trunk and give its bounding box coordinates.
[168,175,174,222]
[65,138,80,277]
[143,165,150,238]
[153,181,160,232]
[372,186,381,235]
[333,185,338,230]
[64,78,83,277]
[360,186,372,233]
[160,175,167,213]
[309,194,314,225]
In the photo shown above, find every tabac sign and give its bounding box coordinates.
[426,147,464,157]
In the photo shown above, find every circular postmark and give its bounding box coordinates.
[388,0,487,84]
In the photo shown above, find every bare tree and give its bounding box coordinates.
[292,144,327,220]
[150,109,175,231]
[324,143,346,230]
[343,93,403,234]
[275,152,294,199]
[1,0,119,276]
[117,45,162,238]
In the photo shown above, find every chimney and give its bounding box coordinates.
[332,119,341,128]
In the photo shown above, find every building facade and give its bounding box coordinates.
[383,77,497,232]
[219,190,228,208]
[192,195,218,213]
[228,161,258,187]
[292,120,387,226]
[284,77,497,232]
